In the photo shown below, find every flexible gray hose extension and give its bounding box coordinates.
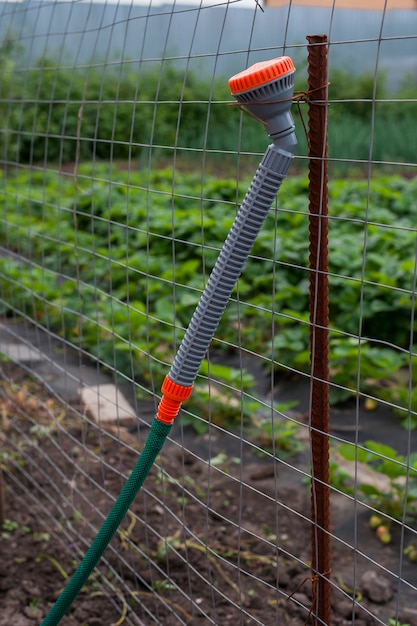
[169,144,294,387]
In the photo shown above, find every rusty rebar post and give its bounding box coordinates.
[0,467,5,526]
[307,34,331,626]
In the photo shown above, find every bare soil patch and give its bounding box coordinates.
[1,362,416,625]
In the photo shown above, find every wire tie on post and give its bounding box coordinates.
[228,82,330,147]
[286,569,331,626]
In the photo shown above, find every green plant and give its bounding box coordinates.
[403,543,417,563]
[0,450,25,470]
[1,518,30,538]
[329,337,406,405]
[184,360,261,433]
[250,406,303,460]
[209,451,241,469]
[27,598,42,619]
[1,518,19,538]
[152,579,176,593]
[329,457,353,494]
[337,441,417,551]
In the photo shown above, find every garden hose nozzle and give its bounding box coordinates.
[156,56,297,424]
[228,56,297,151]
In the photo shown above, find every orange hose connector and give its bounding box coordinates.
[156,376,193,425]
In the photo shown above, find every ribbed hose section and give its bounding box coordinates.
[41,419,172,626]
[169,144,293,387]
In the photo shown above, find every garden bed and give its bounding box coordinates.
[1,362,416,626]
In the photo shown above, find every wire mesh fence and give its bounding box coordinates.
[0,1,416,624]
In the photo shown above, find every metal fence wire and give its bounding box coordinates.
[0,1,416,625]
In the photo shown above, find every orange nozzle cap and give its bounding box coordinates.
[228,56,295,95]
[156,376,193,425]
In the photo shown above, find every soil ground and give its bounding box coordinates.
[1,361,417,626]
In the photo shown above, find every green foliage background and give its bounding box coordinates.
[0,41,416,428]
[0,39,416,165]
[1,165,417,427]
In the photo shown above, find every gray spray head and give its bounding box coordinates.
[229,56,297,152]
